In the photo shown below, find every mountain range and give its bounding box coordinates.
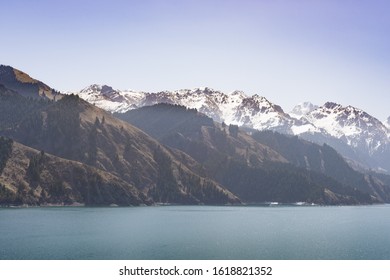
[74,84,390,174]
[1,64,390,206]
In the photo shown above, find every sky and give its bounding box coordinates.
[1,0,389,120]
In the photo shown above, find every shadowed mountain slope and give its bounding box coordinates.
[116,104,377,204]
[0,88,239,205]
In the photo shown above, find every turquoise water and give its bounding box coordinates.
[1,205,390,260]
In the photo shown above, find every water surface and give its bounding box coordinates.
[1,205,390,259]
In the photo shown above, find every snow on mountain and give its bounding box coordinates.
[302,102,389,155]
[289,102,318,119]
[71,84,390,172]
[72,85,388,142]
[229,94,296,132]
[72,85,389,144]
[76,84,145,113]
[288,102,322,135]
[385,116,390,130]
[72,86,295,132]
[139,87,227,122]
[288,102,389,157]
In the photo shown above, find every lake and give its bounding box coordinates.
[1,205,390,260]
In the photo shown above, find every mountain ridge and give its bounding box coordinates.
[72,83,390,173]
[0,65,61,100]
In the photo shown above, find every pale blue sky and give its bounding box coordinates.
[1,0,389,120]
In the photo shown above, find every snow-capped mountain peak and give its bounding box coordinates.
[77,84,145,113]
[304,102,389,154]
[289,102,318,118]
[80,84,105,93]
[231,90,245,96]
[71,85,295,132]
[309,102,382,131]
[69,84,390,172]
[230,94,296,132]
[72,86,388,143]
[385,116,390,130]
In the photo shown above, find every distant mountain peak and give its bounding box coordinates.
[323,101,341,109]
[251,94,268,102]
[80,83,101,91]
[77,84,144,113]
[197,86,214,92]
[71,86,293,131]
[240,94,284,114]
[81,84,113,92]
[317,102,375,123]
[290,102,318,118]
[231,90,245,96]
[304,103,389,155]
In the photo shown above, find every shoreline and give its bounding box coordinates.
[1,202,386,208]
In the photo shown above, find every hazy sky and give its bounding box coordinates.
[1,0,389,120]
